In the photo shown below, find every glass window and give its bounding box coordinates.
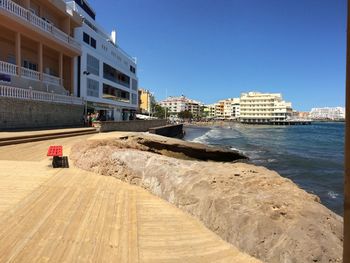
[83,32,90,44]
[87,78,99,98]
[103,83,130,103]
[131,78,138,91]
[90,38,96,49]
[103,63,130,88]
[131,93,137,105]
[87,54,99,76]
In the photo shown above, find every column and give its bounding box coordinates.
[15,32,21,76]
[70,57,74,95]
[38,42,43,80]
[59,52,63,86]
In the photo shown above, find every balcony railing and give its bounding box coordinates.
[0,0,80,50]
[0,85,84,105]
[43,73,61,86]
[21,67,40,80]
[0,61,17,75]
[0,60,63,87]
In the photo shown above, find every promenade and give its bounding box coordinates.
[0,132,258,262]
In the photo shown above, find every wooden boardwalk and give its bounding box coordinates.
[0,135,259,263]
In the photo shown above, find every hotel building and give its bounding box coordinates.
[0,0,82,94]
[160,95,203,117]
[66,0,138,121]
[310,107,345,120]
[239,92,292,123]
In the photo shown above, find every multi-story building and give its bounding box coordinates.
[66,0,138,121]
[310,107,345,120]
[159,95,203,117]
[0,0,82,94]
[223,98,240,119]
[203,104,216,118]
[239,92,292,123]
[214,100,224,119]
[138,88,155,114]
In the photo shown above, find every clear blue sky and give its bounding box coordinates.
[89,0,346,111]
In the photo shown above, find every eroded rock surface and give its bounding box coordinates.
[71,135,343,263]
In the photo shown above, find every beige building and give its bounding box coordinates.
[138,88,154,114]
[239,92,292,123]
[160,95,203,117]
[0,0,82,95]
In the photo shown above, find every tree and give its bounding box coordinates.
[152,103,165,119]
[178,110,193,120]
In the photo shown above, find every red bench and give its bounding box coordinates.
[47,146,63,157]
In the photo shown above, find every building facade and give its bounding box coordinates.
[310,107,345,120]
[138,88,155,114]
[0,0,82,94]
[159,95,203,117]
[239,92,292,123]
[66,0,138,121]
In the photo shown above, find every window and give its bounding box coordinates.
[103,63,130,88]
[83,32,90,44]
[83,32,96,49]
[90,38,96,49]
[87,54,99,76]
[22,60,38,71]
[131,93,137,105]
[130,65,136,74]
[131,79,138,91]
[87,78,99,97]
[102,83,130,103]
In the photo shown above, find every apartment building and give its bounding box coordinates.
[160,95,203,117]
[310,107,345,120]
[0,0,82,94]
[203,104,216,118]
[239,92,292,123]
[66,0,138,121]
[223,98,240,119]
[138,88,155,114]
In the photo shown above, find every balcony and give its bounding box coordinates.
[0,0,80,51]
[0,60,62,87]
[0,85,84,105]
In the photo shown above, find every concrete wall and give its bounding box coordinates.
[149,124,184,138]
[0,97,84,129]
[99,120,167,132]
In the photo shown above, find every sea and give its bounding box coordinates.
[184,122,345,216]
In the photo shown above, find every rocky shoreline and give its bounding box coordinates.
[71,132,343,263]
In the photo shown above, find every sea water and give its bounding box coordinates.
[184,122,345,215]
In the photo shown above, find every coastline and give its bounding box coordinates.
[70,132,343,262]
[183,122,345,215]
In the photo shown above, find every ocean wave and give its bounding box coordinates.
[191,128,224,143]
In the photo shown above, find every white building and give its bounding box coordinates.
[66,0,138,121]
[223,98,240,119]
[239,92,292,123]
[160,95,203,117]
[310,107,345,120]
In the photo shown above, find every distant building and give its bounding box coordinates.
[138,89,154,114]
[223,98,240,119]
[292,111,310,120]
[159,95,203,117]
[239,92,292,123]
[310,107,345,120]
[203,104,216,118]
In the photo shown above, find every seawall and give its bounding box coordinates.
[97,119,167,132]
[0,97,84,130]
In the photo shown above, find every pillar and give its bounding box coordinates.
[38,42,43,80]
[70,57,74,95]
[59,52,63,85]
[15,32,21,76]
[344,0,350,261]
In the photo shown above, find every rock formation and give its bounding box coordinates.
[71,133,343,263]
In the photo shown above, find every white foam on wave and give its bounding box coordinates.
[327,191,338,199]
[191,128,223,143]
